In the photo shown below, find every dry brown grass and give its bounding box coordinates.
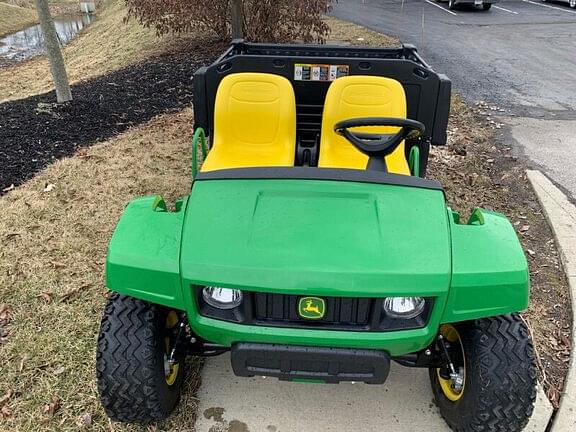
[0,0,188,102]
[0,3,37,37]
[0,109,204,431]
[0,1,84,37]
[325,16,399,47]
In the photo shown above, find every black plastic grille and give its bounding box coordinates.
[195,286,433,332]
[253,293,373,329]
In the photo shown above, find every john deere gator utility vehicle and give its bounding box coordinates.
[96,41,537,431]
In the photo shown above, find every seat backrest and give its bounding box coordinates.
[200,73,297,172]
[318,76,410,175]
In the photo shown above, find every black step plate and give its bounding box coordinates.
[231,343,390,384]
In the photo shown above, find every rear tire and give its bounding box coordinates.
[448,0,457,9]
[482,3,492,10]
[429,314,537,432]
[96,293,185,423]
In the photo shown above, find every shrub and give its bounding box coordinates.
[124,0,332,43]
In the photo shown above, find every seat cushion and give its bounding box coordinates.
[201,73,297,172]
[318,76,410,175]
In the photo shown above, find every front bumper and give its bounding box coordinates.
[232,343,390,384]
[189,313,440,357]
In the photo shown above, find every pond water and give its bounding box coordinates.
[0,14,93,66]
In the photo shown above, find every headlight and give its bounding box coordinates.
[383,297,425,319]
[202,286,243,310]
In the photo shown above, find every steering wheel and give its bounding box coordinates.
[334,118,425,170]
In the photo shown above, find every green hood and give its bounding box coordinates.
[181,178,451,297]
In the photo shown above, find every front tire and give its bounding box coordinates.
[96,293,185,423]
[429,314,537,432]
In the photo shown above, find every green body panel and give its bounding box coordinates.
[106,196,186,309]
[181,180,451,296]
[441,208,529,323]
[105,178,530,356]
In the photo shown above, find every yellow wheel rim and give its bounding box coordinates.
[164,311,180,386]
[436,324,465,402]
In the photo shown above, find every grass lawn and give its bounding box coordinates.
[325,16,399,46]
[0,0,193,102]
[0,3,37,37]
[0,110,203,431]
[0,0,81,37]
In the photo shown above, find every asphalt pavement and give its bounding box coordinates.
[330,0,576,198]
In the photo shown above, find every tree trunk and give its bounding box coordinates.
[230,0,243,39]
[33,0,72,103]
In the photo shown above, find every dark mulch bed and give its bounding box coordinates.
[0,42,223,194]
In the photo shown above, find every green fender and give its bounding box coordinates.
[441,208,530,323]
[105,195,187,309]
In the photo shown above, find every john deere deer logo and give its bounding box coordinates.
[298,297,326,319]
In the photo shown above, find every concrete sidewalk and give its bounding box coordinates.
[194,354,552,432]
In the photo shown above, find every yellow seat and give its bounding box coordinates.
[318,76,411,175]
[201,73,297,172]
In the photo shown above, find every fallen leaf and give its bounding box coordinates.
[43,183,56,192]
[50,261,66,269]
[42,396,60,417]
[547,387,560,408]
[527,249,536,257]
[0,305,10,339]
[53,366,66,375]
[0,304,10,322]
[2,184,15,192]
[0,405,12,418]
[559,333,571,349]
[38,292,53,303]
[520,225,530,232]
[0,390,12,406]
[60,287,81,302]
[76,148,89,158]
[77,412,92,427]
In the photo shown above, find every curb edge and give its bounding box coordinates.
[527,170,576,431]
